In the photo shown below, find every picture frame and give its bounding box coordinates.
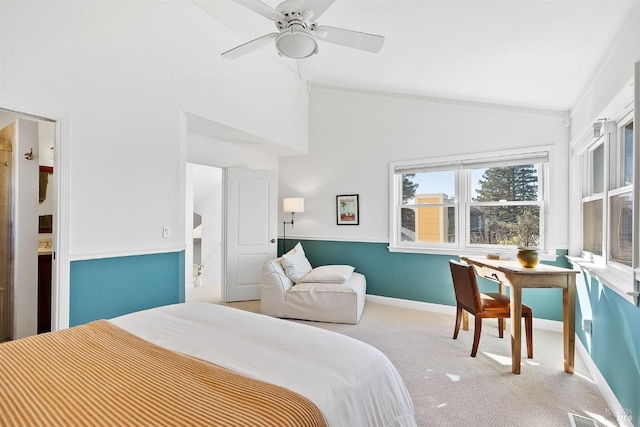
[336,194,359,225]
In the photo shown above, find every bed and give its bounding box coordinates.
[0,302,416,426]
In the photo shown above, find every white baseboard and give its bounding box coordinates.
[575,338,632,426]
[366,294,563,332]
[365,294,457,316]
[366,294,629,426]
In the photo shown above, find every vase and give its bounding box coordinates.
[517,247,539,268]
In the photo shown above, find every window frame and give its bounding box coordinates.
[573,102,637,305]
[581,138,607,263]
[607,112,634,270]
[389,148,550,257]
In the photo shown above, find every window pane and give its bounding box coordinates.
[401,171,454,204]
[471,164,539,202]
[582,199,603,256]
[610,192,632,266]
[591,144,604,194]
[469,205,539,246]
[623,121,633,186]
[400,206,455,243]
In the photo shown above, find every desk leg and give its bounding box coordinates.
[563,276,576,374]
[510,283,522,374]
[462,311,469,331]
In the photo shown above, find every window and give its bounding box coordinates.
[581,113,634,270]
[581,142,605,257]
[582,199,602,256]
[390,150,548,254]
[608,115,634,268]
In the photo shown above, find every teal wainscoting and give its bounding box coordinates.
[69,251,185,326]
[575,272,640,426]
[281,239,568,322]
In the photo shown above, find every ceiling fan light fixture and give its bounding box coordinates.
[275,29,318,59]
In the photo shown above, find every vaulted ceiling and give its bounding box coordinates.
[195,0,638,111]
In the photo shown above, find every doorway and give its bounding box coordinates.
[185,162,223,303]
[0,110,56,341]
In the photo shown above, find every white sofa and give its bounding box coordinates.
[260,244,366,324]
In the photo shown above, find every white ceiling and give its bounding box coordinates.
[194,0,638,111]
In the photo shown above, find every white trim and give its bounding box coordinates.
[0,100,70,331]
[279,234,388,244]
[279,236,567,258]
[568,255,637,306]
[575,338,633,427]
[366,294,562,332]
[366,294,456,316]
[390,145,554,172]
[387,245,558,261]
[53,113,70,331]
[571,79,634,157]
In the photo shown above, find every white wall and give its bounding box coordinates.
[568,8,640,256]
[570,6,640,142]
[186,133,280,171]
[280,86,569,251]
[0,0,307,260]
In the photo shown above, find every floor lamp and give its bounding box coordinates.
[282,197,304,254]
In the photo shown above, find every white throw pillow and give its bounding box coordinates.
[281,242,313,283]
[301,265,355,284]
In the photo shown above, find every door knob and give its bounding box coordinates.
[270,239,276,243]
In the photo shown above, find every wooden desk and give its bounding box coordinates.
[460,256,578,374]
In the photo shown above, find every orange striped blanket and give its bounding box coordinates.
[0,320,327,427]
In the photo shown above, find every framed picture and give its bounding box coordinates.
[336,194,359,225]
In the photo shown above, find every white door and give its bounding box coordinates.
[224,168,277,302]
[13,119,39,339]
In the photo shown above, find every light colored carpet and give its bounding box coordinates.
[224,300,618,427]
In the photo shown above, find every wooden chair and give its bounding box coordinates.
[449,259,533,358]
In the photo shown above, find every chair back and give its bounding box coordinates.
[449,259,482,314]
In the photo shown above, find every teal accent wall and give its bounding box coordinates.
[574,272,640,425]
[69,251,185,326]
[282,239,568,321]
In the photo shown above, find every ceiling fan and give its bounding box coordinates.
[221,0,385,79]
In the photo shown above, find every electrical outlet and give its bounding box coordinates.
[582,319,592,334]
[163,226,171,238]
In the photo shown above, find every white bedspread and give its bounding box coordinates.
[110,302,416,427]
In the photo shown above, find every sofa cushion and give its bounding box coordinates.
[301,265,355,284]
[281,242,313,283]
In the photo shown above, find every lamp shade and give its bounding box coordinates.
[283,197,304,213]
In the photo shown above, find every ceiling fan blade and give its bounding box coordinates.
[296,57,315,80]
[221,33,278,59]
[234,0,285,22]
[299,0,335,20]
[316,25,385,53]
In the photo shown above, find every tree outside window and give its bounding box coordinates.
[471,165,539,247]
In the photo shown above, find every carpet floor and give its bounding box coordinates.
[224,300,619,427]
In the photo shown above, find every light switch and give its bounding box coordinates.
[163,226,171,238]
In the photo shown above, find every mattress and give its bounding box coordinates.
[110,302,416,427]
